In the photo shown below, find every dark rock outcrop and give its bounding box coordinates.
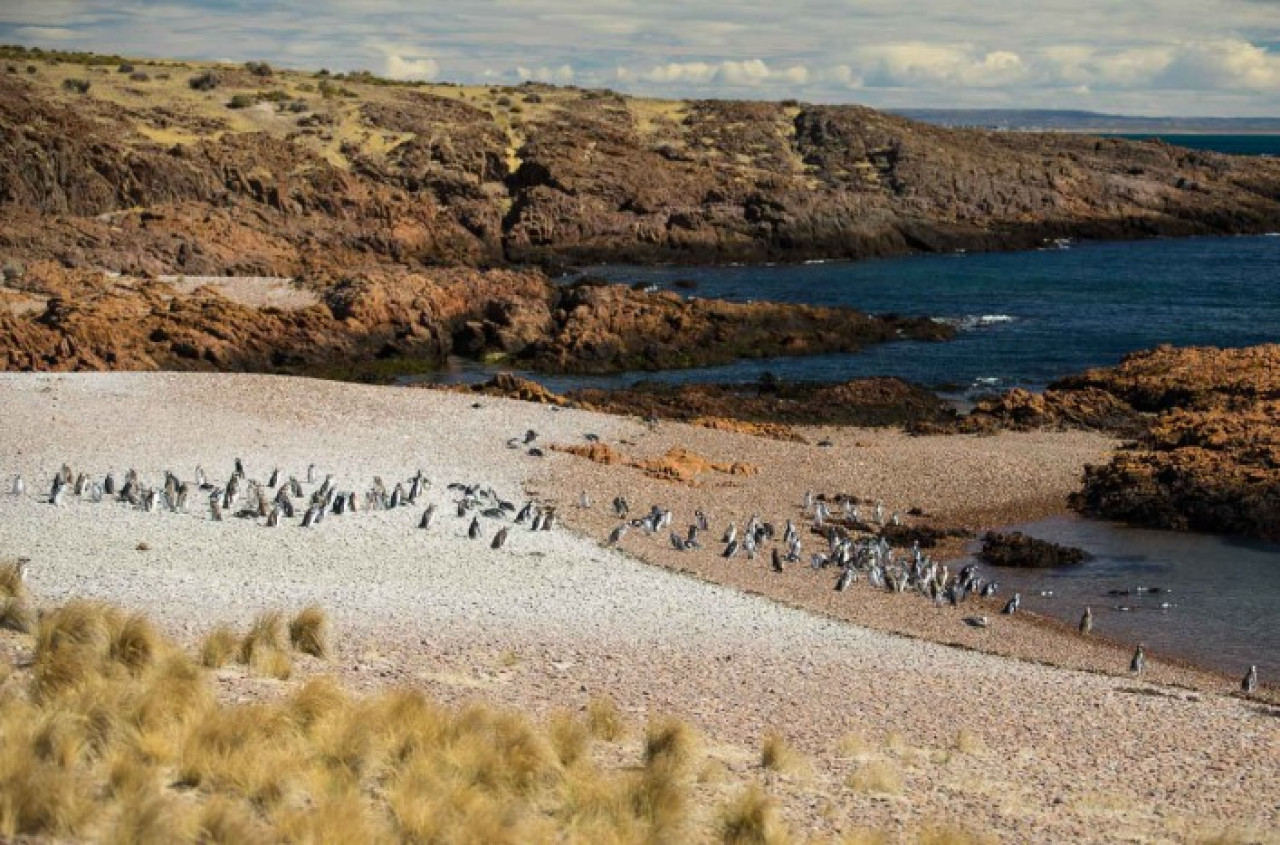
[567,376,957,428]
[979,532,1088,568]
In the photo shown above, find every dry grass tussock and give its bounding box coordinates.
[1,597,808,843]
[760,730,809,775]
[718,783,791,845]
[0,559,33,633]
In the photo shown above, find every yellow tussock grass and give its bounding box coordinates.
[238,610,284,665]
[586,694,626,741]
[718,783,790,845]
[846,760,903,795]
[200,624,239,669]
[547,710,590,767]
[955,728,984,755]
[643,715,698,774]
[760,730,809,774]
[288,605,328,658]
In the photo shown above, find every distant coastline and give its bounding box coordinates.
[894,107,1280,136]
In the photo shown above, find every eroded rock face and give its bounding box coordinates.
[520,284,952,374]
[1055,345,1280,541]
[0,263,946,379]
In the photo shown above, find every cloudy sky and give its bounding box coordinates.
[3,0,1279,115]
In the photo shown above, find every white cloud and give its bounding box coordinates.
[1156,39,1280,90]
[2,0,1279,114]
[856,42,1029,88]
[626,58,811,87]
[378,50,440,81]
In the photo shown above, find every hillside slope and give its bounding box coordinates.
[2,50,1280,274]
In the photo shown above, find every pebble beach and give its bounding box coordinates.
[1,372,1276,843]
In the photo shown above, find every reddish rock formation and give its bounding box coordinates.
[1,263,941,378]
[551,442,759,484]
[1041,345,1279,541]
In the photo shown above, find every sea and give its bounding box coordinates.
[1097,133,1280,157]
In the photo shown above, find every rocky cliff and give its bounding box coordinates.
[2,56,1280,274]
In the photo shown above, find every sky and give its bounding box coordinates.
[2,0,1279,116]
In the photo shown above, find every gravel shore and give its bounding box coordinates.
[1,373,1275,843]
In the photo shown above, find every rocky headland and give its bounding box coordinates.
[3,51,1280,277]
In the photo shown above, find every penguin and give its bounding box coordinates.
[607,524,627,546]
[103,473,115,496]
[835,568,855,592]
[541,510,556,531]
[1130,644,1146,676]
[307,464,317,484]
[266,507,280,527]
[210,497,223,522]
[491,527,509,550]
[1001,593,1020,615]
[468,516,482,540]
[267,468,280,488]
[771,547,784,573]
[1079,607,1093,636]
[301,506,318,528]
[1242,665,1258,695]
[10,475,23,496]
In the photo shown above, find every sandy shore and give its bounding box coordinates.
[0,373,1276,843]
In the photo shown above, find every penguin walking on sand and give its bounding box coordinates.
[468,516,482,540]
[1242,665,1258,695]
[606,524,627,546]
[491,527,509,550]
[1130,644,1146,676]
[419,504,436,530]
[1001,593,1020,615]
[10,475,23,496]
[1079,606,1093,636]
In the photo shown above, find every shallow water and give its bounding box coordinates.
[966,515,1280,679]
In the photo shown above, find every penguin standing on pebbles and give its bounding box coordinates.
[1130,644,1146,676]
[1242,665,1257,695]
[1079,606,1093,635]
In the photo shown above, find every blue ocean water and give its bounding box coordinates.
[967,516,1280,678]
[1099,133,1280,157]
[414,235,1279,398]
